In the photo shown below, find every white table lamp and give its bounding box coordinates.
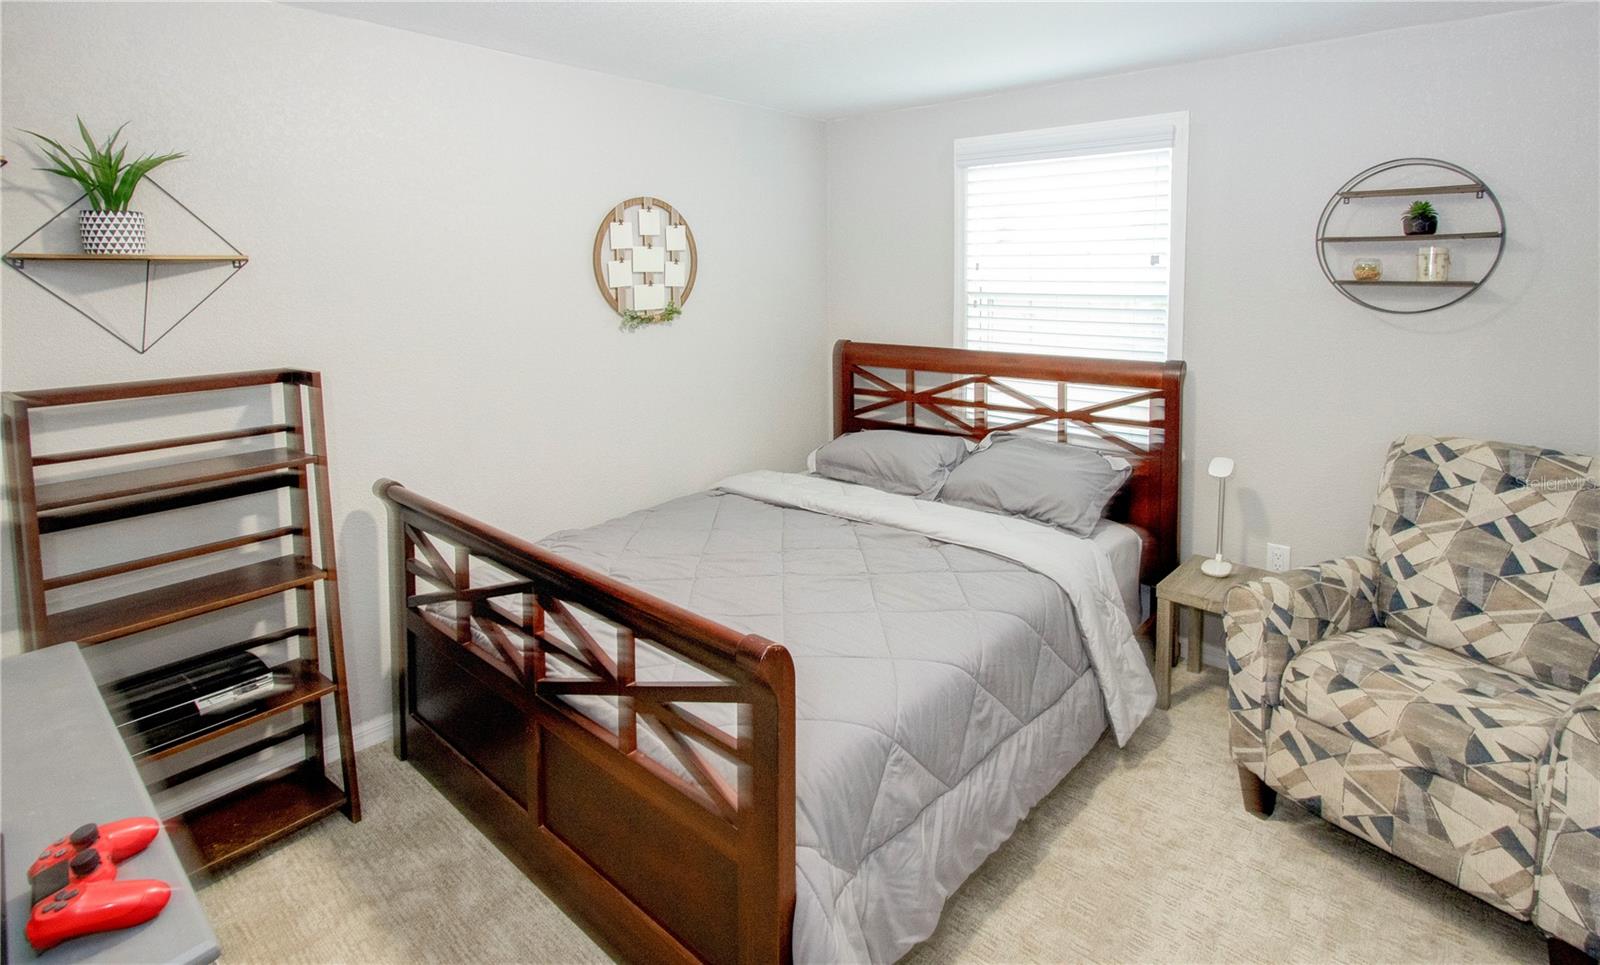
[1202,456,1235,577]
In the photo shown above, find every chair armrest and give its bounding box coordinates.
[1536,678,1600,956]
[1223,555,1379,776]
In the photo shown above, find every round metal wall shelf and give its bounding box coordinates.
[1316,158,1505,315]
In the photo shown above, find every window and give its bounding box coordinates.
[955,113,1187,361]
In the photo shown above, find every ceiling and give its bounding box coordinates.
[293,1,1546,119]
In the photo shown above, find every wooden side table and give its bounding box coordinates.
[1154,554,1271,709]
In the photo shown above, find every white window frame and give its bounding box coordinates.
[953,111,1189,361]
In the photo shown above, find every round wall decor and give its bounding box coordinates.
[592,197,697,329]
[1315,158,1505,315]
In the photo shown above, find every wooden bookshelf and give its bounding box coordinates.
[45,556,327,646]
[132,657,336,763]
[35,447,315,510]
[3,369,361,873]
[37,473,302,534]
[34,423,296,465]
[175,761,347,873]
[42,525,303,590]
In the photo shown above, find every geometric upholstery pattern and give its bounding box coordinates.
[1225,556,1378,777]
[1281,627,1575,810]
[1370,434,1600,691]
[1535,677,1600,956]
[1265,703,1541,920]
[1227,435,1600,959]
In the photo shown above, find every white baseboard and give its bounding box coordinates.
[347,713,396,755]
[155,713,394,819]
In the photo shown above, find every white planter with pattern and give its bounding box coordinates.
[79,210,146,254]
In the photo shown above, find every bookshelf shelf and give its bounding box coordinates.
[4,369,361,873]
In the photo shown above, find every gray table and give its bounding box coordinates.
[3,645,219,965]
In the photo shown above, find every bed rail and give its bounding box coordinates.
[374,480,796,965]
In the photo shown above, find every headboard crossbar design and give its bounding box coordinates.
[833,340,1186,585]
[848,368,1166,453]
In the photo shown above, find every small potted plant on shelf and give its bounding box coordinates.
[23,118,185,255]
[1402,200,1438,236]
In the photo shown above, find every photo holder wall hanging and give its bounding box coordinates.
[592,197,697,331]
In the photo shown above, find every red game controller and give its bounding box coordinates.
[67,847,124,885]
[28,818,160,878]
[24,817,169,950]
[26,878,171,951]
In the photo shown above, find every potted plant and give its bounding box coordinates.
[1402,200,1438,236]
[23,118,184,255]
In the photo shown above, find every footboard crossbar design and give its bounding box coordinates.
[374,480,796,965]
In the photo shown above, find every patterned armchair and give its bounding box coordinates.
[1225,435,1599,964]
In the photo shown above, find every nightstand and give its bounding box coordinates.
[1154,553,1272,709]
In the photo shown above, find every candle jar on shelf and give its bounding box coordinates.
[1417,246,1452,282]
[1352,257,1383,282]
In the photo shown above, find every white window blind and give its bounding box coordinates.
[956,114,1186,361]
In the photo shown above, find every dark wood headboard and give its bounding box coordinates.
[833,340,1185,586]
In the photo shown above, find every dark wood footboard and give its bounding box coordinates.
[374,480,796,965]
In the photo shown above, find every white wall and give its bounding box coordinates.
[0,1,829,746]
[826,3,1600,571]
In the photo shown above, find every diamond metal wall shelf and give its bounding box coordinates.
[4,178,248,354]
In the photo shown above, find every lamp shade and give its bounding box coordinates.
[1207,456,1235,479]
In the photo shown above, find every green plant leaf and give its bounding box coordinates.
[110,151,184,210]
[101,121,129,158]
[25,136,92,181]
[76,116,98,156]
[90,147,118,200]
[26,121,182,211]
[25,130,105,206]
[617,300,682,331]
[22,129,74,160]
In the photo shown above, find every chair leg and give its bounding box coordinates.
[1238,765,1276,817]
[1548,937,1597,965]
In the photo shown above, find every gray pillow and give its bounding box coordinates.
[937,433,1131,536]
[809,430,971,498]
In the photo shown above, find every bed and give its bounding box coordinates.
[373,340,1185,964]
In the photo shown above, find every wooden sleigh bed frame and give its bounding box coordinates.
[374,340,1185,964]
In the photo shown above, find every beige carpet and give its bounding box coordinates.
[198,668,1546,963]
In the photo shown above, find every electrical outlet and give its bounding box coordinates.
[1267,543,1291,572]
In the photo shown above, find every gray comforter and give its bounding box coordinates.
[538,489,1113,963]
